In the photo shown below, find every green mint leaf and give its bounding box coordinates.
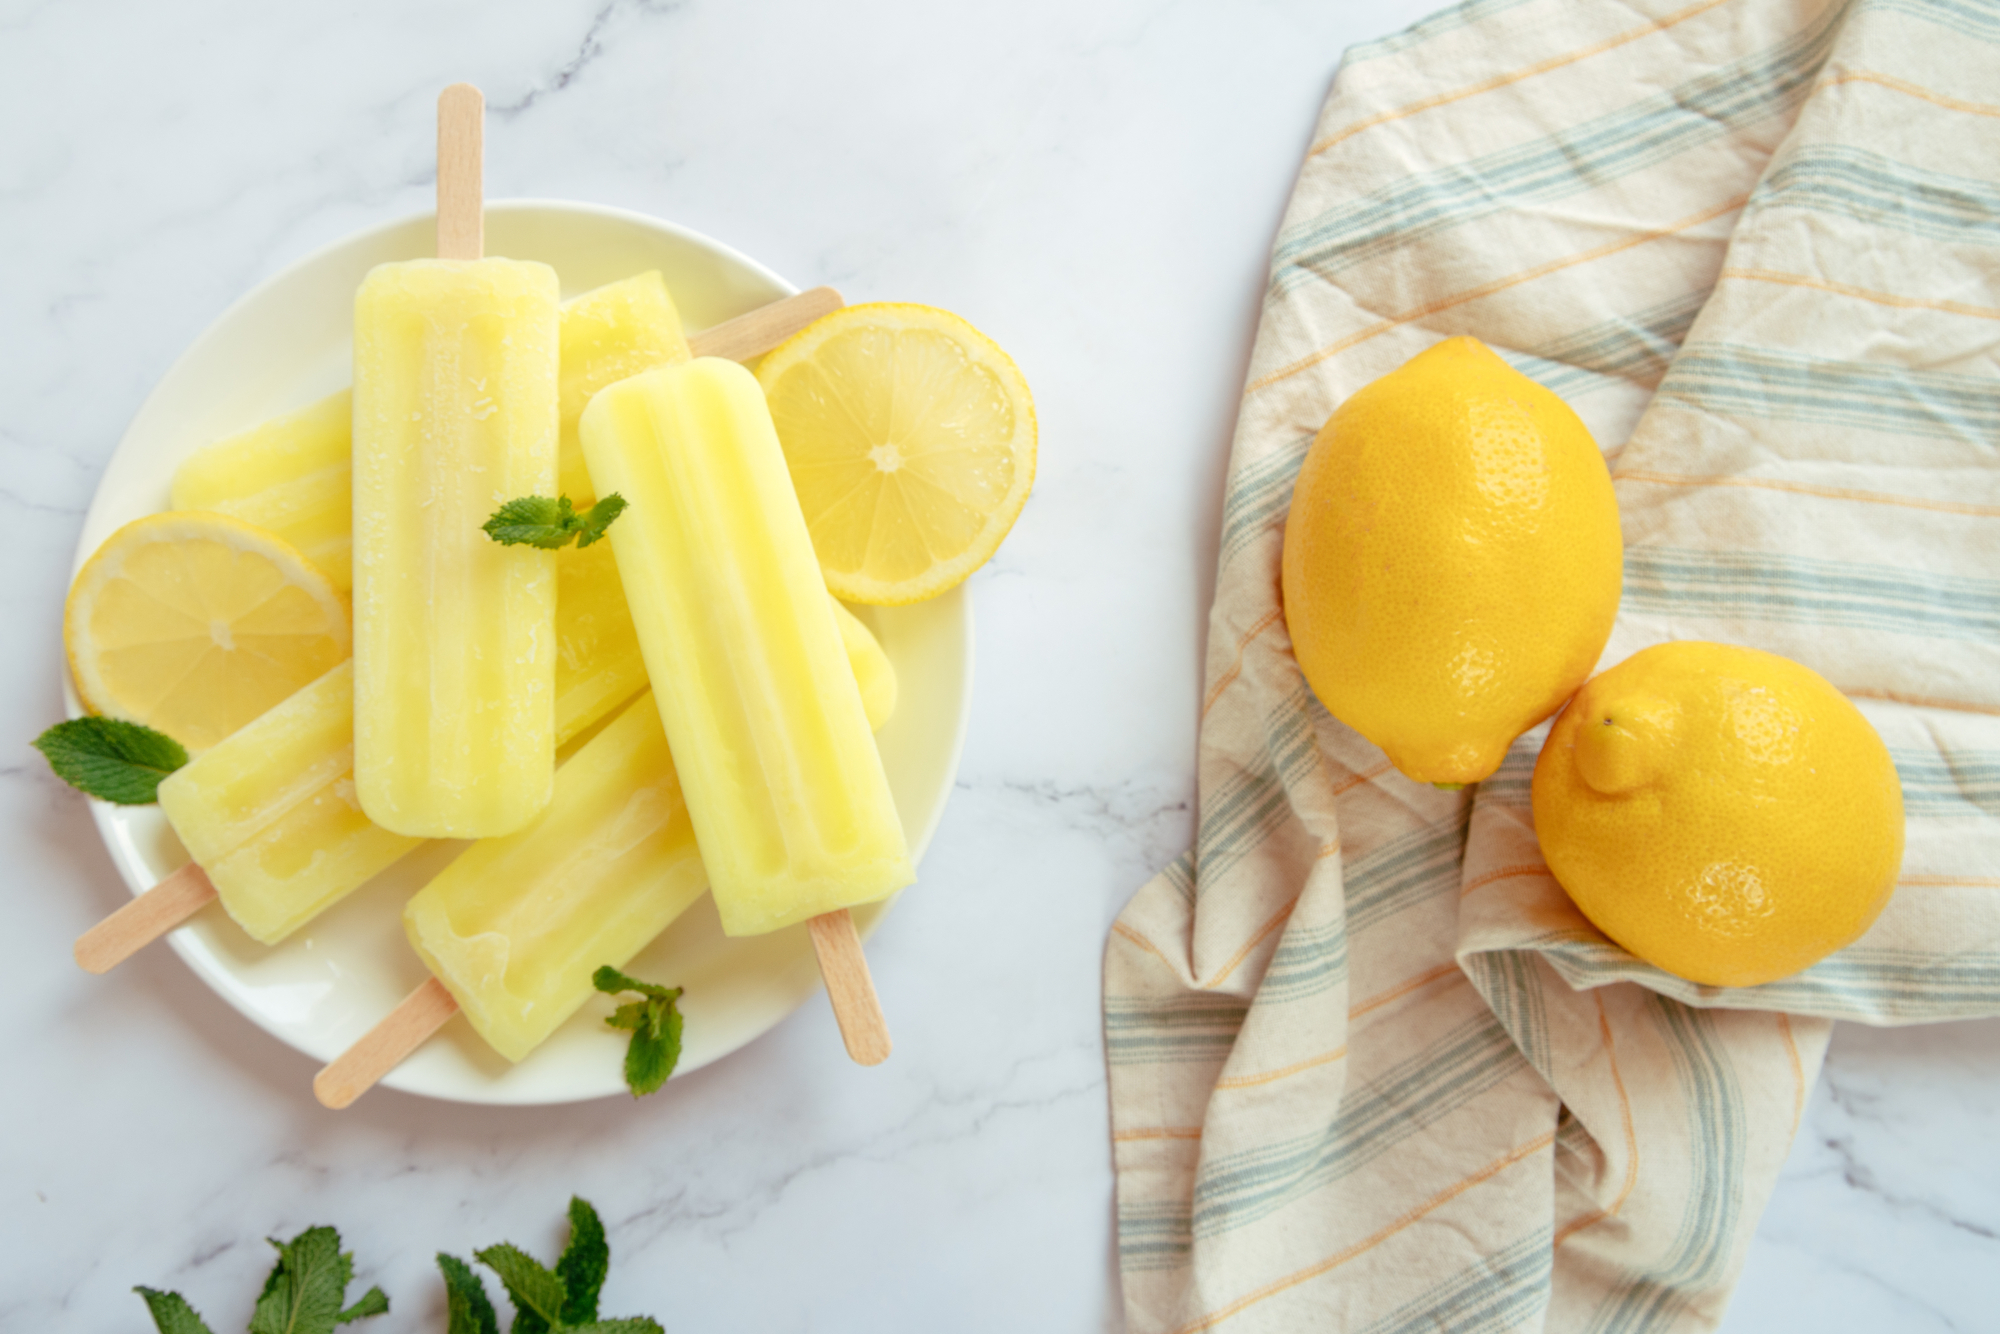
[592,965,678,1004]
[335,1287,389,1323]
[623,993,684,1097]
[483,495,580,549]
[472,1242,566,1330]
[595,966,685,1096]
[567,1321,666,1334]
[573,494,627,548]
[249,1227,350,1334]
[485,493,627,550]
[135,1287,217,1334]
[555,1197,609,1324]
[604,1000,660,1032]
[438,1254,500,1334]
[33,716,187,804]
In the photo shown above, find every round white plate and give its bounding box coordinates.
[70,200,972,1105]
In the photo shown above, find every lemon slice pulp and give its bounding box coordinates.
[65,511,351,751]
[755,302,1036,604]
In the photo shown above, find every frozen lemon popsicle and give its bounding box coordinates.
[403,691,700,1061]
[557,271,688,507]
[167,272,807,592]
[831,599,896,727]
[552,539,647,746]
[148,559,667,950]
[556,530,880,753]
[172,392,356,591]
[97,571,893,968]
[580,358,913,936]
[349,626,899,1072]
[158,660,419,945]
[351,258,561,838]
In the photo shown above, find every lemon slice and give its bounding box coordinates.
[65,512,351,751]
[755,302,1036,604]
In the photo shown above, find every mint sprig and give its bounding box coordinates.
[250,1227,388,1333]
[437,1255,499,1334]
[553,1197,610,1325]
[444,1197,661,1334]
[593,965,685,1097]
[137,1224,387,1334]
[483,494,627,550]
[34,716,188,804]
[136,1288,215,1334]
[136,1200,662,1334]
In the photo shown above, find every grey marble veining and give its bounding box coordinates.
[3,1,1994,1329]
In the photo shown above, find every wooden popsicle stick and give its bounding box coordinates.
[311,85,475,1111]
[688,286,844,363]
[807,909,892,1065]
[436,83,485,261]
[314,976,460,1109]
[73,862,218,974]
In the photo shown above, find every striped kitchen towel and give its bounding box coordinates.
[1105,0,2000,1330]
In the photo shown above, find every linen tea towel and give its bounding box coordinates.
[1105,0,2000,1330]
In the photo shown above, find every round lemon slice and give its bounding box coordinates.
[755,302,1036,604]
[65,511,351,751]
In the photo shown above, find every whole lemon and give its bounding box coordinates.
[1280,337,1622,783]
[1532,642,1905,988]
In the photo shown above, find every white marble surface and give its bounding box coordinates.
[2,1,1994,1329]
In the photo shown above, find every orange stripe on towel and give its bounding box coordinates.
[1203,607,1288,717]
[1460,863,1553,899]
[1845,689,2000,717]
[1819,69,2000,119]
[1309,0,1733,156]
[1718,267,2000,321]
[1170,1131,1558,1334]
[1110,921,1181,972]
[1554,994,1640,1247]
[1352,962,1464,1019]
[1613,469,2000,519]
[1246,196,1746,396]
[1201,898,1300,990]
[1214,1044,1350,1090]
[1113,1126,1206,1144]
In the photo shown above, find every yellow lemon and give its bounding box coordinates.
[755,302,1036,605]
[65,512,350,751]
[1280,337,1622,783]
[1532,641,1904,987]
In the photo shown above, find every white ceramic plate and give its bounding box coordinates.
[70,200,972,1105]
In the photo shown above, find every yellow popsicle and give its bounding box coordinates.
[171,392,355,591]
[832,599,897,728]
[552,539,648,747]
[351,257,560,838]
[169,272,690,593]
[403,691,700,1062]
[152,565,895,949]
[158,661,414,945]
[403,626,898,1063]
[580,358,913,937]
[557,270,689,506]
